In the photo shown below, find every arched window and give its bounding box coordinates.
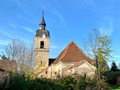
[40,41,44,48]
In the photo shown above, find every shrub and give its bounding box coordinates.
[0,74,112,90]
[106,71,120,84]
[53,76,75,90]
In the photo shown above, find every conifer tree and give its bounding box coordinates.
[111,61,118,71]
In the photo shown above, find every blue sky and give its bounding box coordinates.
[0,0,120,66]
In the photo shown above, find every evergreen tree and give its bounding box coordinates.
[0,54,8,60]
[111,61,118,71]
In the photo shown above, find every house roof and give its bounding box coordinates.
[0,60,17,72]
[54,41,94,64]
[49,58,55,66]
[0,68,5,71]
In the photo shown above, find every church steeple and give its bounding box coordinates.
[39,10,46,30]
[36,9,50,38]
[34,9,50,77]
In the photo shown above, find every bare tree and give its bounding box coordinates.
[83,29,113,86]
[83,29,112,72]
[83,30,100,66]
[5,38,34,76]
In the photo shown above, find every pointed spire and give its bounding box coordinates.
[39,9,46,30]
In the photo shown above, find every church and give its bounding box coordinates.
[34,11,96,78]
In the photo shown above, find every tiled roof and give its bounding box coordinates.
[0,60,17,72]
[54,41,94,64]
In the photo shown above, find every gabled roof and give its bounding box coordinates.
[0,60,17,72]
[54,41,94,64]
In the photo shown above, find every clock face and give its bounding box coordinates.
[42,34,46,38]
[40,25,44,30]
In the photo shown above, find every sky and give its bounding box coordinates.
[0,0,120,67]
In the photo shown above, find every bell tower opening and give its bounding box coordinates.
[40,41,44,48]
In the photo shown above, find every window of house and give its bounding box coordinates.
[46,71,47,74]
[40,41,44,48]
[41,75,43,77]
[41,61,42,64]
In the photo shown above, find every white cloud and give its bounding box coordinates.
[49,42,66,58]
[0,29,13,38]
[48,6,66,27]
[99,17,114,36]
[0,23,21,38]
[22,10,36,20]
[108,54,120,63]
[0,40,10,46]
[99,27,113,36]
[113,55,120,58]
[20,26,34,34]
[50,44,58,49]
[8,23,34,34]
[54,11,66,25]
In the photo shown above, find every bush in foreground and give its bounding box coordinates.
[106,71,120,84]
[0,74,112,90]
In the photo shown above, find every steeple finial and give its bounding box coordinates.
[42,7,44,18]
[39,8,46,30]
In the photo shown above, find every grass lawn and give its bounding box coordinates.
[110,84,120,90]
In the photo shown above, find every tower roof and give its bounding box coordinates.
[54,41,94,64]
[39,10,46,26]
[36,29,50,37]
[36,10,50,37]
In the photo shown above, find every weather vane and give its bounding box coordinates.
[42,0,46,11]
[42,7,45,11]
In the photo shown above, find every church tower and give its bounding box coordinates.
[34,10,50,76]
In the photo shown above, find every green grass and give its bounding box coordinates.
[110,84,120,90]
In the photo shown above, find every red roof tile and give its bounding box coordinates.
[0,60,17,72]
[54,41,94,64]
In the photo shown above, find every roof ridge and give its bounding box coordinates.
[61,42,73,61]
[54,41,95,63]
[72,42,94,62]
[53,42,72,63]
